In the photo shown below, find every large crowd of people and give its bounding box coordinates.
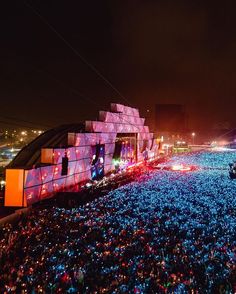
[0,151,236,293]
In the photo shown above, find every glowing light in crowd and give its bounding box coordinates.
[0,180,5,189]
[191,132,196,144]
[0,151,236,292]
[171,164,191,171]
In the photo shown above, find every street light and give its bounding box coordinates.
[191,132,196,144]
[146,109,151,129]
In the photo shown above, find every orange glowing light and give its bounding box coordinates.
[5,169,26,207]
[171,164,191,171]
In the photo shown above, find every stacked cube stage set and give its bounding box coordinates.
[5,104,158,207]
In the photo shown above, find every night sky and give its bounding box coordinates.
[1,0,236,131]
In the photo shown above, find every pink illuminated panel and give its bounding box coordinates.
[145,126,150,133]
[65,175,75,187]
[53,164,63,180]
[83,158,92,172]
[116,123,124,133]
[13,103,158,206]
[68,133,76,145]
[85,133,98,145]
[74,134,86,146]
[53,178,66,192]
[105,154,113,166]
[68,161,77,176]
[67,147,76,162]
[75,146,92,160]
[98,133,116,144]
[25,168,42,188]
[40,166,54,184]
[111,103,124,113]
[41,182,54,199]
[74,159,86,174]
[124,106,134,116]
[80,170,91,182]
[25,186,41,206]
[105,143,115,154]
[74,174,80,185]
[53,149,66,164]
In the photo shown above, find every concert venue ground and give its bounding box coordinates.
[0,151,236,293]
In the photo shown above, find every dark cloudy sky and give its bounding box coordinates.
[1,0,236,131]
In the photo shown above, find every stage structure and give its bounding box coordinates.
[5,103,158,207]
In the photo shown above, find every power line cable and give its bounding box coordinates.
[35,69,149,135]
[0,119,44,130]
[215,127,236,142]
[0,115,51,129]
[22,3,147,134]
[36,69,99,107]
[23,1,132,107]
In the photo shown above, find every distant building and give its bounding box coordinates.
[155,104,187,133]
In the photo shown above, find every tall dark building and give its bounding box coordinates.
[155,104,187,133]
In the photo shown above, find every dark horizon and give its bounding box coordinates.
[1,1,236,132]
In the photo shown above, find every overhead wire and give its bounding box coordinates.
[36,69,99,107]
[23,1,132,107]
[0,119,44,130]
[0,115,52,129]
[37,68,149,134]
[22,2,150,134]
[214,127,236,142]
